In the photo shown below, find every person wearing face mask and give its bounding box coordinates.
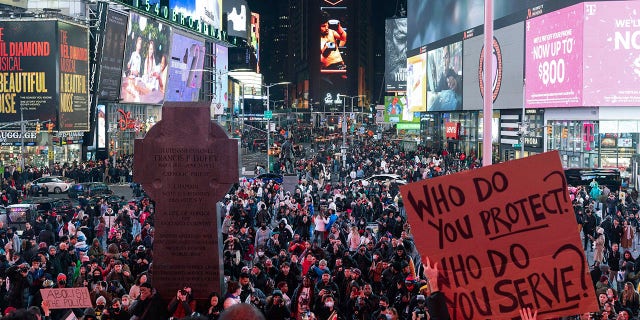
[95,295,108,318]
[315,294,341,320]
[102,298,128,320]
[372,296,391,320]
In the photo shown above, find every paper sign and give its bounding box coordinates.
[40,287,93,309]
[400,151,598,319]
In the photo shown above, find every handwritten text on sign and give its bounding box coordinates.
[400,151,598,320]
[40,287,92,309]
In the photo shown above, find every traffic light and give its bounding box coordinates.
[562,128,568,139]
[35,123,41,134]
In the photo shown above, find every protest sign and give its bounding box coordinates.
[40,287,92,309]
[400,151,598,319]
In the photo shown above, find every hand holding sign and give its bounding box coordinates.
[519,307,538,320]
[400,151,598,319]
[423,257,440,292]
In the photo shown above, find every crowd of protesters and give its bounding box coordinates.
[0,126,638,319]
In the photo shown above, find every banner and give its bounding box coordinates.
[120,12,172,104]
[525,3,584,108]
[427,41,463,112]
[385,18,407,92]
[0,21,57,127]
[98,10,128,101]
[462,22,525,110]
[250,13,260,73]
[211,44,228,116]
[406,47,427,113]
[58,22,90,131]
[166,32,205,102]
[583,1,640,106]
[400,151,598,319]
[40,287,92,309]
[445,122,460,139]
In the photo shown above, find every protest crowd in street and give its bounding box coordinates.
[0,129,638,320]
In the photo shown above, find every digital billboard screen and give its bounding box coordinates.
[408,0,553,50]
[250,12,260,73]
[225,0,249,39]
[166,32,205,102]
[120,12,172,104]
[463,22,525,110]
[170,0,223,30]
[385,18,407,92]
[0,20,58,126]
[97,104,106,148]
[211,44,228,116]
[58,22,90,132]
[525,3,583,108]
[320,6,349,75]
[427,41,463,112]
[98,10,128,101]
[583,1,640,106]
[406,47,427,112]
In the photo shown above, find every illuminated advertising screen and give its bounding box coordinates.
[463,22,525,110]
[427,41,463,112]
[320,4,349,75]
[583,1,640,106]
[120,12,172,104]
[97,104,106,148]
[166,32,205,102]
[385,18,407,92]
[384,95,410,123]
[212,44,228,116]
[58,22,90,132]
[525,3,584,108]
[170,0,223,30]
[250,12,260,73]
[225,0,249,39]
[98,10,128,101]
[406,47,427,112]
[408,0,552,50]
[0,21,58,126]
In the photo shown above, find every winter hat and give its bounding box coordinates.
[57,273,67,283]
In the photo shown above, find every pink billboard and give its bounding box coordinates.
[525,3,584,108]
[583,1,640,106]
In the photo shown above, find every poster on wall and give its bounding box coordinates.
[525,3,584,108]
[385,18,407,92]
[120,12,172,105]
[212,44,228,116]
[583,1,640,106]
[463,22,525,110]
[58,22,90,132]
[98,10,128,101]
[427,41,463,112]
[0,21,58,127]
[406,47,427,113]
[166,32,205,102]
[170,0,223,31]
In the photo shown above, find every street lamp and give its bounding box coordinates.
[337,94,365,167]
[264,82,291,173]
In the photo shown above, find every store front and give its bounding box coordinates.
[107,104,161,158]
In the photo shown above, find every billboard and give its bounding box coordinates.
[0,21,58,127]
[583,1,640,106]
[97,104,106,148]
[98,10,128,101]
[58,22,90,131]
[525,3,584,108]
[463,22,525,110]
[212,44,228,116]
[225,0,249,39]
[170,0,223,31]
[120,12,172,104]
[385,18,407,92]
[166,32,205,102]
[250,12,260,73]
[408,0,553,50]
[406,47,427,112]
[427,41,463,112]
[313,0,354,108]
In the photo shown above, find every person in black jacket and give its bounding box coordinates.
[582,209,597,250]
[128,283,169,320]
[422,257,450,320]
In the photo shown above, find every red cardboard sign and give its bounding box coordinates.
[399,151,597,319]
[40,287,92,309]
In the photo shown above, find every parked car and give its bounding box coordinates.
[350,173,408,187]
[22,197,75,220]
[252,139,267,152]
[68,182,113,199]
[27,176,74,194]
[2,204,37,231]
[256,173,284,184]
